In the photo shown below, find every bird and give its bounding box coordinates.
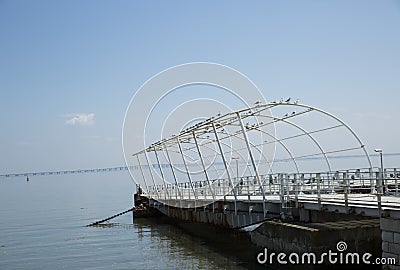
[285,97,291,102]
[295,98,300,104]
[283,113,288,117]
[254,100,262,105]
[292,111,296,115]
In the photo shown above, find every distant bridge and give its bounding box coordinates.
[3,153,399,179]
[0,166,131,178]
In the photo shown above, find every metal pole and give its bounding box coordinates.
[212,122,237,215]
[144,151,161,200]
[343,172,349,214]
[236,112,266,217]
[164,145,182,207]
[192,131,216,206]
[154,148,170,200]
[369,168,376,194]
[236,159,239,180]
[177,138,197,204]
[279,174,285,210]
[376,171,382,216]
[294,173,299,207]
[374,149,383,216]
[316,173,321,210]
[380,152,385,193]
[136,155,151,198]
[395,168,398,197]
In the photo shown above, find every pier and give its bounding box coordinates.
[130,101,400,268]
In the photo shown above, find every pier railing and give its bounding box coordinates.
[146,167,400,214]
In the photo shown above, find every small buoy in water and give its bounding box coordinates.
[26,176,29,182]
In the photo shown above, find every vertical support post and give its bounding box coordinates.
[212,122,237,215]
[192,131,215,210]
[164,145,182,207]
[310,174,314,195]
[268,175,273,194]
[154,148,170,200]
[177,139,197,206]
[285,174,290,208]
[247,178,250,200]
[300,173,304,195]
[236,159,239,182]
[343,172,349,214]
[236,112,267,218]
[144,151,162,200]
[369,168,376,194]
[376,170,382,217]
[294,173,299,208]
[316,173,321,210]
[380,152,385,193]
[136,155,151,198]
[279,173,284,210]
[395,168,398,197]
[327,172,332,194]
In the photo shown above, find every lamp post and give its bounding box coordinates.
[374,149,384,193]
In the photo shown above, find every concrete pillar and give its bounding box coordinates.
[381,217,400,269]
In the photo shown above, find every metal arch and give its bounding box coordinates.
[185,118,276,176]
[217,126,296,174]
[161,137,224,180]
[176,138,198,202]
[173,141,226,182]
[193,128,276,177]
[131,101,372,209]
[135,155,150,195]
[219,136,276,176]
[248,126,300,174]
[280,117,331,171]
[212,122,238,214]
[273,103,372,168]
[212,118,276,175]
[177,123,275,191]
[192,131,216,202]
[153,148,170,200]
[163,144,183,206]
[180,138,251,198]
[142,151,161,199]
[237,112,267,217]
[256,113,331,172]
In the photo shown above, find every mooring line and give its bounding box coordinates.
[86,207,134,227]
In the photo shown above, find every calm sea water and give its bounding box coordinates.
[0,172,261,270]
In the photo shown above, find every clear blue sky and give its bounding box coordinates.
[1,0,399,173]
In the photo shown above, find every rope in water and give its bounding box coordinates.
[86,207,134,227]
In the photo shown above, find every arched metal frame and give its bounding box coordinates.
[131,102,372,207]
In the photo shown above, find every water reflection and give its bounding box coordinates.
[131,217,265,270]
